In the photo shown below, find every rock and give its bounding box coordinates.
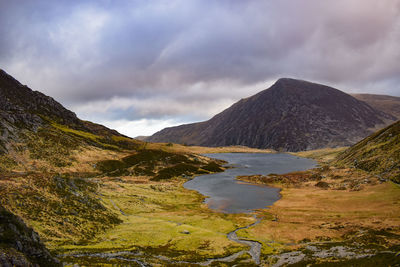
[181,230,190,234]
[0,206,61,266]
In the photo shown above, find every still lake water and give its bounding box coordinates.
[184,153,317,214]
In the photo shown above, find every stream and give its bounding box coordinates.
[226,217,262,264]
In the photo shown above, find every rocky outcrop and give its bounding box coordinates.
[0,206,61,267]
[148,78,396,151]
[0,69,81,128]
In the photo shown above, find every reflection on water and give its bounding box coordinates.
[184,153,316,214]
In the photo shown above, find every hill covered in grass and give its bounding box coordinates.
[0,69,143,171]
[335,120,400,183]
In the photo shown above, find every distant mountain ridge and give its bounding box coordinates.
[148,78,396,151]
[352,93,400,120]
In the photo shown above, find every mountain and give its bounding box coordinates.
[148,78,396,151]
[0,69,140,162]
[0,69,224,253]
[352,93,400,120]
[335,120,400,183]
[134,135,150,141]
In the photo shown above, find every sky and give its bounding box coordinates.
[1,0,400,137]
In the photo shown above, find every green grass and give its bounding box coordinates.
[335,121,400,182]
[95,149,223,180]
[51,122,100,142]
[292,147,348,164]
[57,178,253,262]
[0,174,122,246]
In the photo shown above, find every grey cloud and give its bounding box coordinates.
[0,0,399,125]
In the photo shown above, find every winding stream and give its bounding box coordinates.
[227,217,262,264]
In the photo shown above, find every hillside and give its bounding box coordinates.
[335,120,400,183]
[353,93,400,119]
[0,206,61,266]
[0,70,230,265]
[0,69,135,155]
[0,69,146,171]
[148,78,396,151]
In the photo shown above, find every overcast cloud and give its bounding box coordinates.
[1,0,400,137]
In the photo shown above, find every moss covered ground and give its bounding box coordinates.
[335,121,400,183]
[57,177,254,265]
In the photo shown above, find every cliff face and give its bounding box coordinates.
[148,78,396,151]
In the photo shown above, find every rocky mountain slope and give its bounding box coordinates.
[148,78,396,151]
[0,69,128,155]
[0,205,60,267]
[352,93,400,120]
[335,120,400,183]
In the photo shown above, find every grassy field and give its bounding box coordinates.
[2,141,399,265]
[292,147,348,164]
[146,142,275,154]
[57,176,255,265]
[236,166,400,264]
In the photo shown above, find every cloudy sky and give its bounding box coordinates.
[1,0,400,137]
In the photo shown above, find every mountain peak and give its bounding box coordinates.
[271,78,339,93]
[274,77,315,86]
[148,79,396,151]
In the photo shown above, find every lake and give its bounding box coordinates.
[184,153,317,213]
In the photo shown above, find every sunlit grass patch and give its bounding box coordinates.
[59,178,251,261]
[51,122,100,142]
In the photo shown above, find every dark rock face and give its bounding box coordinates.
[148,78,396,151]
[0,69,81,153]
[0,69,81,128]
[0,206,61,267]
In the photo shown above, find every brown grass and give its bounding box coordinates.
[292,147,348,164]
[146,142,275,154]
[238,179,400,248]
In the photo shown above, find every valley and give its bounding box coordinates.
[1,69,399,266]
[3,143,399,266]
